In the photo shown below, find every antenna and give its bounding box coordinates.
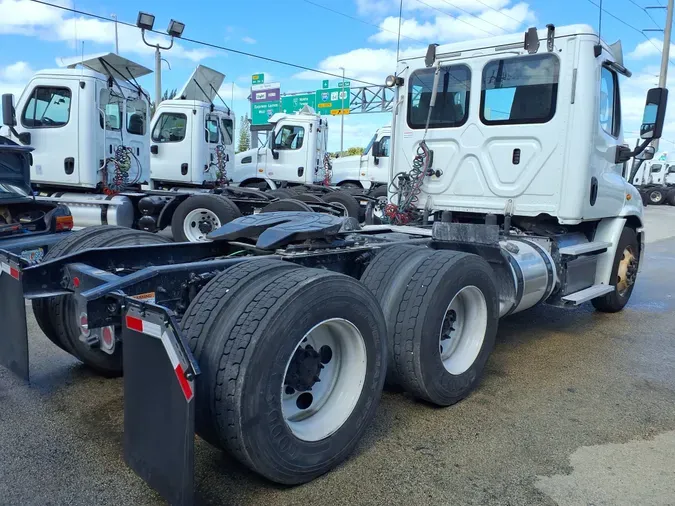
[595,0,604,57]
[395,0,403,67]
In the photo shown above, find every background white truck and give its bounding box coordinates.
[330,126,390,197]
[0,55,347,241]
[631,159,675,205]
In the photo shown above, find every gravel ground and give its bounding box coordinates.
[1,207,674,506]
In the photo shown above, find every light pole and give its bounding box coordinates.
[136,12,185,108]
[339,66,345,155]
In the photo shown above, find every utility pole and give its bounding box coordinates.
[111,14,119,54]
[646,0,674,150]
[155,47,162,110]
[339,67,345,155]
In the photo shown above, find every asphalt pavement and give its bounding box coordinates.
[1,208,674,506]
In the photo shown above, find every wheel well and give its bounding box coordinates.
[240,178,270,190]
[337,180,363,188]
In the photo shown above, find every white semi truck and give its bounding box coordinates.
[330,125,391,196]
[0,55,347,241]
[632,159,675,205]
[0,24,667,504]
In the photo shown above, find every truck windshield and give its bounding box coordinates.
[407,65,471,129]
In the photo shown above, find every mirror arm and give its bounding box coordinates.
[627,139,654,183]
[8,126,27,145]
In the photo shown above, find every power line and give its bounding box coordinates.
[414,0,497,36]
[300,0,426,45]
[585,0,675,66]
[30,0,382,87]
[627,0,665,29]
[472,0,526,26]
[436,0,510,33]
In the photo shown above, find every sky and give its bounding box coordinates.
[0,0,673,153]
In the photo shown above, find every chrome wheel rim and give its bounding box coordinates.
[281,318,367,442]
[183,208,221,242]
[617,246,638,296]
[439,286,488,375]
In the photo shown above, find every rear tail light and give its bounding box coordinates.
[56,215,74,232]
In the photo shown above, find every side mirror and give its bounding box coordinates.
[372,140,381,157]
[640,87,668,140]
[636,145,655,161]
[2,94,16,126]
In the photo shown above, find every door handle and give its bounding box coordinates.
[150,145,158,155]
[64,157,75,175]
[181,163,188,176]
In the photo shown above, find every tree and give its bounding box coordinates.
[150,88,177,118]
[237,114,251,153]
[346,147,364,156]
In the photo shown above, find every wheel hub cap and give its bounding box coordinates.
[284,344,325,392]
[617,247,638,295]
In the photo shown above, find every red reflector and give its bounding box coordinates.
[175,363,194,402]
[102,326,114,347]
[72,277,80,288]
[125,315,144,332]
[9,267,19,280]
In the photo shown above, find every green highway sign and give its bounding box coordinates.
[251,101,281,126]
[338,81,351,88]
[252,73,264,85]
[322,80,329,89]
[281,93,316,114]
[315,87,350,116]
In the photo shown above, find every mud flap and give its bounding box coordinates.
[122,302,200,506]
[0,254,28,380]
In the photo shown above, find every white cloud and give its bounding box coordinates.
[0,0,215,62]
[370,2,535,44]
[626,38,674,60]
[218,82,250,101]
[241,36,256,45]
[0,61,36,123]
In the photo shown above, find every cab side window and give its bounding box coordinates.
[22,86,72,128]
[600,67,621,138]
[152,113,187,143]
[380,136,391,157]
[274,125,305,150]
[205,118,219,144]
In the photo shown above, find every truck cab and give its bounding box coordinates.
[231,107,329,189]
[149,65,235,189]
[331,126,391,190]
[1,53,151,192]
[389,24,649,226]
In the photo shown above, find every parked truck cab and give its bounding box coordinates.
[150,65,235,189]
[2,52,151,192]
[231,107,329,189]
[331,126,391,190]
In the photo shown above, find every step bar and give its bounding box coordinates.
[561,284,615,305]
[559,241,611,257]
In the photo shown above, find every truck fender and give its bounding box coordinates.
[157,195,186,231]
[593,217,627,286]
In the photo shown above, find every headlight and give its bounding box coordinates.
[385,75,404,87]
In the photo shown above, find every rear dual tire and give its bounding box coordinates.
[171,194,242,242]
[33,226,172,376]
[361,246,499,406]
[182,260,387,484]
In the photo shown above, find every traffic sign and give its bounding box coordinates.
[330,109,350,116]
[251,101,281,126]
[314,87,350,116]
[252,74,264,85]
[338,81,351,88]
[281,93,316,114]
[322,80,329,89]
[251,87,280,103]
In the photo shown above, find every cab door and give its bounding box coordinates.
[264,121,307,183]
[17,81,79,186]
[150,108,192,185]
[366,134,390,184]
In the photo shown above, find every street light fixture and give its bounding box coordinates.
[137,11,185,108]
[167,19,185,38]
[136,12,155,31]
